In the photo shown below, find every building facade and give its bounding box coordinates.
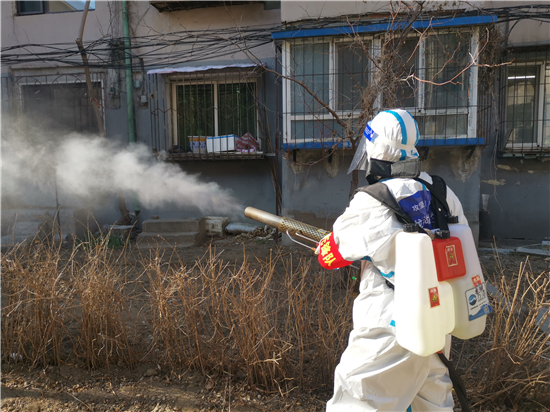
[274,1,550,242]
[1,1,548,242]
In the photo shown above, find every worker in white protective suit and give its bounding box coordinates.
[317,109,468,412]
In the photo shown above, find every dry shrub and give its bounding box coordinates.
[460,255,550,409]
[1,237,353,392]
[71,234,140,369]
[5,235,550,406]
[1,239,73,367]
[146,247,354,393]
[1,232,140,370]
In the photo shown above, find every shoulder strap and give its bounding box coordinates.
[437,353,471,412]
[414,175,451,231]
[355,183,414,225]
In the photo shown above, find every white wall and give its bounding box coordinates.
[1,1,111,73]
[280,0,550,48]
[1,1,281,74]
[280,1,486,24]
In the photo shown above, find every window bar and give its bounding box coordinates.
[304,39,308,148]
[468,29,479,142]
[417,36,425,143]
[147,73,153,151]
[238,72,242,160]
[328,38,335,128]
[157,74,162,152]
[537,58,545,155]
[223,69,229,160]
[204,71,210,160]
[283,40,291,150]
[372,36,382,113]
[155,73,161,155]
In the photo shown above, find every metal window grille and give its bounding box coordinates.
[148,66,268,161]
[0,73,103,135]
[498,46,550,157]
[277,29,490,150]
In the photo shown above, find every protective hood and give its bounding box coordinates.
[348,109,420,174]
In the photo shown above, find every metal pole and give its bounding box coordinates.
[122,0,140,214]
[122,0,136,145]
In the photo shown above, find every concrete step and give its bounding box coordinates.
[136,231,200,249]
[142,218,200,233]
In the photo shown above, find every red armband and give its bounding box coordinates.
[317,233,353,270]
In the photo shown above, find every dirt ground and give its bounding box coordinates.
[2,233,549,412]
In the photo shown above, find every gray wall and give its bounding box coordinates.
[281,147,482,238]
[2,1,281,235]
[479,148,550,241]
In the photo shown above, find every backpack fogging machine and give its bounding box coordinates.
[244,206,330,250]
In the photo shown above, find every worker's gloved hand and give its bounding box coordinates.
[315,234,330,255]
[317,233,353,270]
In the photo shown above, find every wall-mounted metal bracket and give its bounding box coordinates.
[466,145,477,160]
[420,147,430,161]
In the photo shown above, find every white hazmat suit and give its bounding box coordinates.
[323,110,467,411]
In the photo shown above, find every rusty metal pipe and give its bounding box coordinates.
[244,207,330,243]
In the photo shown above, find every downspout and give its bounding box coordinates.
[122,0,140,214]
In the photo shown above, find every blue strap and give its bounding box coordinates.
[380,270,395,278]
[407,406,413,412]
[386,110,408,145]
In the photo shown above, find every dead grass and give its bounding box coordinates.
[459,253,550,410]
[1,236,353,395]
[3,237,548,408]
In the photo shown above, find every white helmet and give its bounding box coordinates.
[348,109,420,174]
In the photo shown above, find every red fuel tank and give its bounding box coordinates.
[432,233,466,282]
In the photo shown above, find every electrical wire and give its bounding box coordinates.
[2,5,549,70]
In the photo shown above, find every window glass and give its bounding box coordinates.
[417,114,468,139]
[424,33,470,110]
[49,1,95,12]
[290,42,330,115]
[392,37,419,108]
[18,1,43,14]
[291,120,340,146]
[176,84,214,150]
[218,82,257,137]
[506,65,538,145]
[22,82,100,134]
[17,1,95,15]
[336,42,369,111]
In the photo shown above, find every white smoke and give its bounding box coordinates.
[2,127,244,218]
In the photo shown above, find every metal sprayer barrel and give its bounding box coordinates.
[244,207,330,243]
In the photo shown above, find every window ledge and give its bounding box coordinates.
[417,137,485,147]
[283,141,352,150]
[499,151,550,159]
[283,138,485,150]
[165,151,266,162]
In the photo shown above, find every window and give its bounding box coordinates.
[392,31,474,142]
[284,37,371,148]
[21,80,102,134]
[281,29,481,149]
[16,1,95,15]
[503,53,550,155]
[172,78,257,151]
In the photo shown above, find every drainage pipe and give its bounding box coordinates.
[122,0,136,145]
[122,0,140,214]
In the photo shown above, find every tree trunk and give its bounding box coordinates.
[349,169,359,200]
